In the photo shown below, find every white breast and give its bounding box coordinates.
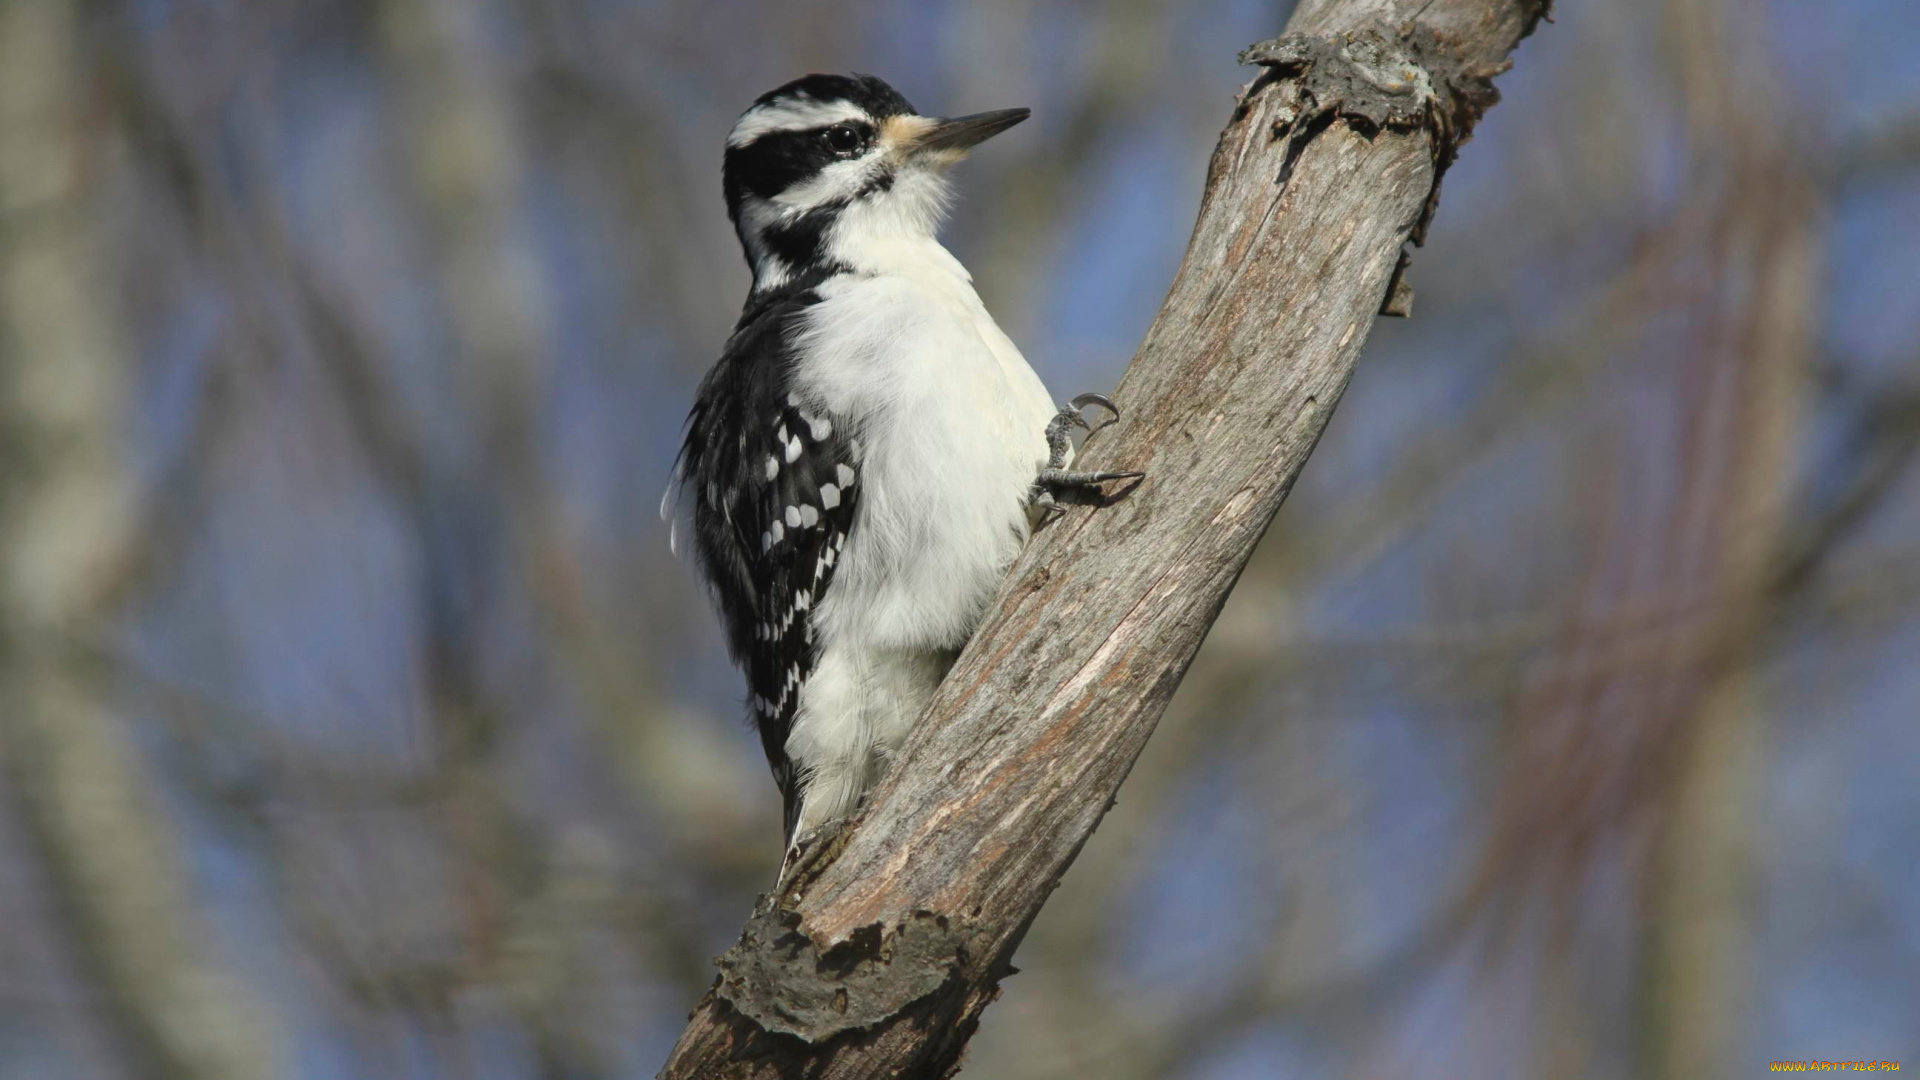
[790,240,1058,654]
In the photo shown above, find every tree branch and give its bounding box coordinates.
[0,3,278,1077]
[660,2,1549,1075]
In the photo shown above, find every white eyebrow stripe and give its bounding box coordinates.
[772,157,872,210]
[728,100,872,148]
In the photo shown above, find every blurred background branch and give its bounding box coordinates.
[0,2,277,1078]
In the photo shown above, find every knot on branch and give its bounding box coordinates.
[1238,21,1514,246]
[714,905,968,1044]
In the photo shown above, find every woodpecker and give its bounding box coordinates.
[669,73,1141,859]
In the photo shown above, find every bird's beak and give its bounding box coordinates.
[912,108,1030,157]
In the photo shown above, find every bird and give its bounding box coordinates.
[667,73,1141,866]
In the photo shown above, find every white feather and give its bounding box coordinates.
[661,477,682,558]
[728,100,870,148]
[779,161,1062,836]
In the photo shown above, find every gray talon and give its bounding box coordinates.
[777,817,845,890]
[1069,393,1120,432]
[1033,391,1145,518]
[1045,393,1129,471]
[1037,467,1146,487]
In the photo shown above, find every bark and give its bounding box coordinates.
[660,1,1549,1076]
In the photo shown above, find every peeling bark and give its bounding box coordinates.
[659,2,1549,1076]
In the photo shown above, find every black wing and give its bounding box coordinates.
[675,292,860,841]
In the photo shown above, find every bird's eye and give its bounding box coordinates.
[824,125,863,154]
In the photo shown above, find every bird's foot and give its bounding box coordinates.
[776,816,849,896]
[1032,393,1146,517]
[1044,393,1121,468]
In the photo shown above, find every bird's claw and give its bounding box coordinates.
[1045,393,1126,470]
[1038,467,1148,486]
[1034,389,1145,520]
[1068,392,1121,434]
[776,817,846,892]
[1031,465,1146,522]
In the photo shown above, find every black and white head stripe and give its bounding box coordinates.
[721,75,925,294]
[727,98,870,150]
[726,73,916,149]
[674,289,861,840]
[721,74,916,211]
[719,73,1029,300]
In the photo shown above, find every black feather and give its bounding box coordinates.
[676,287,861,842]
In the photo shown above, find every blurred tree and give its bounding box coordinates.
[0,2,277,1077]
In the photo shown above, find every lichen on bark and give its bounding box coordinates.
[715,905,969,1043]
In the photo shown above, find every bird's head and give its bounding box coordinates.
[721,73,1028,293]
